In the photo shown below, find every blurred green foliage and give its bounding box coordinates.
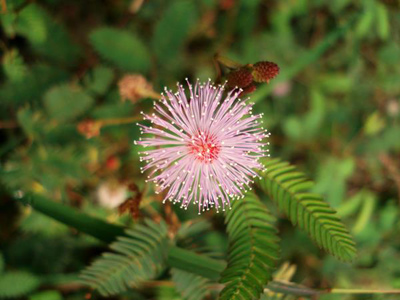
[1,0,400,299]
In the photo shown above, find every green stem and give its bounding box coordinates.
[168,246,226,280]
[99,116,142,126]
[266,281,400,296]
[19,194,125,243]
[16,194,225,280]
[214,53,242,69]
[330,288,400,294]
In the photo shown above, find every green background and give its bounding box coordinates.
[1,0,400,299]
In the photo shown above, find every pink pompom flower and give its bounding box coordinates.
[135,79,270,214]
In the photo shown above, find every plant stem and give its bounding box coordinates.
[329,288,400,294]
[167,246,226,280]
[18,194,125,243]
[214,53,242,69]
[16,194,225,280]
[99,116,142,127]
[266,281,400,296]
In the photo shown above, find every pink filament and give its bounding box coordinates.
[135,79,270,214]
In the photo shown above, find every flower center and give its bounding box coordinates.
[188,133,221,163]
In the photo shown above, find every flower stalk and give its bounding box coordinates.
[77,116,143,138]
[15,194,225,279]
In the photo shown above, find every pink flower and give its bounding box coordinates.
[135,79,270,214]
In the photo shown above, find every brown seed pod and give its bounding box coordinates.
[226,67,254,89]
[252,61,279,83]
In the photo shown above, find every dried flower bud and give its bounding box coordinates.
[252,61,279,83]
[227,67,253,89]
[77,119,101,139]
[119,197,141,220]
[118,74,158,102]
[119,183,142,220]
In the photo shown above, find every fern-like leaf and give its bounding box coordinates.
[171,269,210,300]
[258,158,357,262]
[80,219,168,296]
[219,192,280,300]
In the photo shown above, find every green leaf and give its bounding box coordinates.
[157,285,182,300]
[353,190,376,235]
[43,84,94,122]
[283,89,326,140]
[80,219,169,296]
[252,15,357,103]
[219,192,280,300]
[2,49,28,82]
[362,125,400,154]
[0,12,17,37]
[337,191,364,218]
[363,111,386,136]
[15,4,81,65]
[15,3,47,44]
[376,3,390,40]
[90,101,134,119]
[355,5,374,38]
[90,27,151,72]
[29,291,63,300]
[317,73,353,94]
[0,271,40,299]
[0,253,4,274]
[312,157,355,207]
[152,0,197,67]
[171,269,210,300]
[20,210,69,236]
[83,65,114,96]
[17,107,43,141]
[258,158,357,262]
[0,64,68,107]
